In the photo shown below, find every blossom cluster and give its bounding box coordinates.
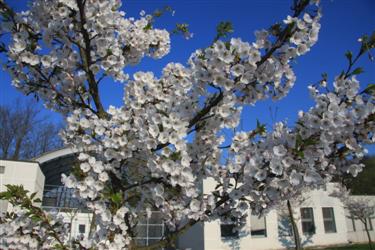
[0,205,71,249]
[1,0,374,249]
[58,1,325,246]
[3,0,170,113]
[220,76,374,222]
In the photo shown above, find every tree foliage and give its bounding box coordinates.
[0,0,374,249]
[345,156,375,195]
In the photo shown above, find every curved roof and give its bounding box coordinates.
[34,147,78,185]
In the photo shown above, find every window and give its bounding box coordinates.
[78,224,86,234]
[300,207,315,234]
[220,224,239,238]
[135,211,165,246]
[322,207,337,233]
[352,217,356,231]
[250,214,267,237]
[0,166,5,174]
[349,216,356,232]
[278,214,293,237]
[366,218,373,231]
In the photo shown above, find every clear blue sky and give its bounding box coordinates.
[1,0,374,153]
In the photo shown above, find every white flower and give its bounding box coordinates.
[273,145,287,157]
[99,172,109,182]
[190,199,201,212]
[270,161,283,176]
[347,164,363,177]
[290,171,302,186]
[80,162,91,173]
[254,169,267,181]
[154,184,164,196]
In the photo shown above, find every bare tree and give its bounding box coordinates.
[345,197,375,250]
[0,98,63,160]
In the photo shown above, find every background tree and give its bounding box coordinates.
[344,156,375,195]
[0,0,374,249]
[0,98,63,160]
[345,197,375,250]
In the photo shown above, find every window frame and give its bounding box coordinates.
[220,223,239,239]
[322,207,337,233]
[366,218,373,231]
[351,216,357,232]
[250,214,267,238]
[78,224,86,234]
[135,211,165,246]
[300,207,316,235]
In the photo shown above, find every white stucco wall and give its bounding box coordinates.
[179,179,354,250]
[0,159,45,213]
[345,195,375,244]
[59,211,93,240]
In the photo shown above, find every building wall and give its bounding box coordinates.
[0,159,45,213]
[177,221,205,250]
[180,179,354,250]
[345,195,375,244]
[59,211,93,240]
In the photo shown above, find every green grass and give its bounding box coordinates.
[319,243,375,250]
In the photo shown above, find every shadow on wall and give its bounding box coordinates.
[278,215,313,249]
[222,230,250,250]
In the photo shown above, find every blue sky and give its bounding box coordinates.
[1,0,374,153]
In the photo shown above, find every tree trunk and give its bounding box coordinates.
[363,220,373,250]
[287,200,302,250]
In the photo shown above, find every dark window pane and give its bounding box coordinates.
[368,218,373,231]
[352,218,356,232]
[135,239,147,246]
[148,225,163,238]
[136,225,148,238]
[138,216,147,225]
[220,224,239,238]
[149,212,163,225]
[324,220,336,233]
[301,221,315,234]
[301,208,315,234]
[42,197,57,207]
[322,208,336,233]
[148,238,161,245]
[78,224,85,234]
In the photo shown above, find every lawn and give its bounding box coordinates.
[318,243,375,250]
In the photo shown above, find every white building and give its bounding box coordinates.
[0,159,45,213]
[1,148,374,249]
[177,180,375,250]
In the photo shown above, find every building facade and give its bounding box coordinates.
[177,180,375,250]
[1,148,374,249]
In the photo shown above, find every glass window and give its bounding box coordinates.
[367,218,373,231]
[348,216,356,232]
[135,211,164,246]
[300,207,315,235]
[322,207,337,233]
[220,224,239,238]
[0,166,5,174]
[352,217,356,232]
[78,224,86,234]
[250,214,267,237]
